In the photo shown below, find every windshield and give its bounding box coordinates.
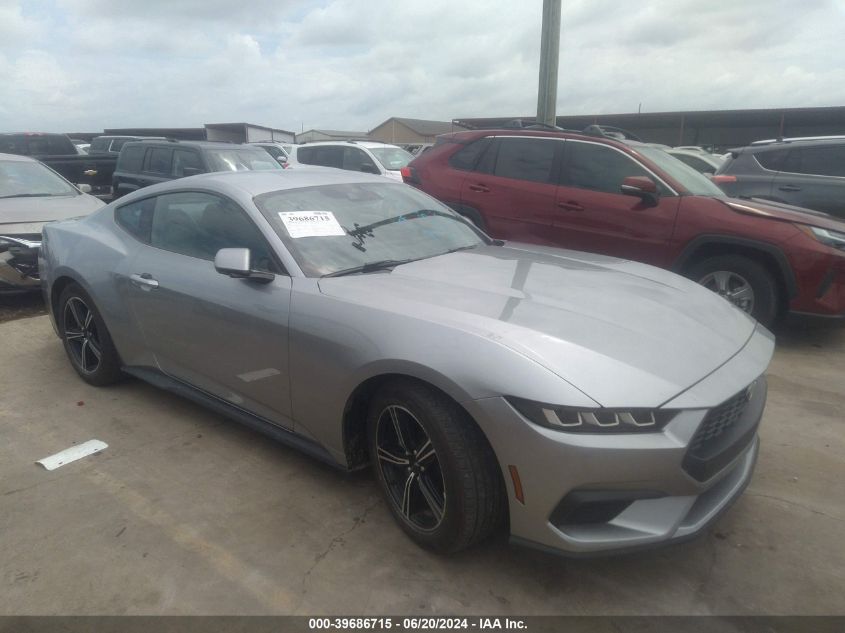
[205,148,282,172]
[368,147,414,171]
[0,160,78,198]
[255,182,486,277]
[634,146,725,196]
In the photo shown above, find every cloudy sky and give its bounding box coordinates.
[1,0,844,133]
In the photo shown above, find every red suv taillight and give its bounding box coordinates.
[401,165,420,184]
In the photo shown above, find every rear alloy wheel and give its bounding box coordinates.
[59,284,124,386]
[689,255,779,326]
[367,379,505,553]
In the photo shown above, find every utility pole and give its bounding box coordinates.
[536,0,561,127]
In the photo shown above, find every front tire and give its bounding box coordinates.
[689,255,779,326]
[367,379,505,553]
[58,283,124,386]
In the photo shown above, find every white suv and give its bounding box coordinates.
[290,141,414,181]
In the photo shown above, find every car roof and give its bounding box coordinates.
[0,152,37,163]
[443,128,634,152]
[124,140,261,149]
[299,141,402,149]
[739,137,845,153]
[119,166,391,202]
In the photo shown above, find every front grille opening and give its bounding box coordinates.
[689,387,751,457]
[682,379,763,482]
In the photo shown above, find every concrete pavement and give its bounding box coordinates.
[1,316,843,615]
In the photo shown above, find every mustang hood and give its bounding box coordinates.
[319,244,758,408]
[0,193,104,237]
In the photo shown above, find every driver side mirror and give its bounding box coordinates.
[359,163,380,175]
[182,167,204,177]
[620,176,659,206]
[214,248,274,283]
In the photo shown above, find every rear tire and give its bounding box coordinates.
[367,379,505,553]
[689,254,779,326]
[58,283,124,386]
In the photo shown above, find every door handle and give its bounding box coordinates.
[778,185,801,192]
[130,273,159,289]
[83,169,98,177]
[557,201,585,212]
[468,183,490,193]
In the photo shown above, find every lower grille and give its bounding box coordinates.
[682,379,764,482]
[689,387,751,454]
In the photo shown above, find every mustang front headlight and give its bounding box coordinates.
[803,225,845,252]
[506,397,677,433]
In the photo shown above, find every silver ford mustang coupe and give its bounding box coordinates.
[40,168,774,556]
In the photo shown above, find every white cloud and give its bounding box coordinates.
[1,0,844,133]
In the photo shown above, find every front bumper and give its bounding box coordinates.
[0,236,41,291]
[464,327,773,556]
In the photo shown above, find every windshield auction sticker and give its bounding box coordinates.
[279,211,346,238]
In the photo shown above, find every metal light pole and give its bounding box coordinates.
[536,0,561,127]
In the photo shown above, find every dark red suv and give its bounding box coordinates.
[404,129,845,326]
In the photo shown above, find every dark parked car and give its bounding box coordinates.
[0,132,117,195]
[713,137,845,219]
[88,135,163,156]
[112,140,282,198]
[404,129,845,325]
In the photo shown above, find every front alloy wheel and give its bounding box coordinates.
[367,380,505,553]
[375,405,446,531]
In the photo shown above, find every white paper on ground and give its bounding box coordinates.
[36,439,108,471]
[278,211,345,238]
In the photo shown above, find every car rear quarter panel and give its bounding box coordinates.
[42,211,151,366]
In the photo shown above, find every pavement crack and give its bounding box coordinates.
[745,492,844,522]
[298,497,382,598]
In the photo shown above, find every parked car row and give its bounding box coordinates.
[403,127,845,325]
[5,114,843,559]
[0,132,117,196]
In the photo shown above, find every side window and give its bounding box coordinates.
[754,149,789,171]
[295,145,343,167]
[90,138,110,153]
[564,142,651,194]
[672,154,711,174]
[260,145,284,160]
[110,138,131,152]
[115,198,154,243]
[172,150,204,177]
[448,138,493,171]
[296,146,317,164]
[150,192,277,272]
[145,148,172,175]
[342,147,377,172]
[791,145,845,177]
[493,138,557,183]
[116,145,145,172]
[315,146,343,168]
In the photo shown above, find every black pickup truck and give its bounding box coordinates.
[0,132,116,196]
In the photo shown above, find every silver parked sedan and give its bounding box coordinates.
[1,153,104,291]
[40,168,773,556]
